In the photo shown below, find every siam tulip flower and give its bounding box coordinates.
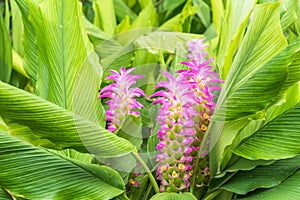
[179,38,223,187]
[152,38,222,192]
[99,67,146,132]
[150,71,199,192]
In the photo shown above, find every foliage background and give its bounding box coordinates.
[0,0,300,199]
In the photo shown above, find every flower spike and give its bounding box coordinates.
[99,67,146,132]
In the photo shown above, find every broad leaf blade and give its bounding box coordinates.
[217,0,256,79]
[233,100,300,160]
[210,37,300,175]
[221,155,300,194]
[238,170,300,200]
[0,13,12,83]
[213,2,288,121]
[23,0,106,125]
[0,130,124,200]
[0,81,135,157]
[93,0,116,36]
[0,188,11,200]
[150,192,197,200]
[15,0,39,87]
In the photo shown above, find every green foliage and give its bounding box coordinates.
[0,130,125,199]
[1,0,300,199]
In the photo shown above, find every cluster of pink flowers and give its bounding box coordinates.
[151,38,222,192]
[99,67,146,132]
[99,38,222,192]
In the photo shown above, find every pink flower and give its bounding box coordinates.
[152,38,222,192]
[99,67,146,132]
[150,71,198,192]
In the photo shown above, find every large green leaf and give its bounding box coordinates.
[0,12,12,83]
[217,0,256,79]
[192,0,211,28]
[210,75,300,177]
[208,3,290,175]
[221,155,300,194]
[213,2,288,121]
[227,82,300,163]
[11,0,24,55]
[0,188,10,200]
[0,130,125,200]
[93,0,116,36]
[15,0,40,87]
[238,170,300,200]
[150,192,197,200]
[0,81,135,157]
[20,0,106,126]
[85,18,110,47]
[271,37,300,103]
[113,0,137,22]
[210,0,224,34]
[135,31,202,55]
[280,0,298,31]
[160,0,198,32]
[210,37,300,175]
[131,1,158,29]
[233,100,300,160]
[209,118,250,176]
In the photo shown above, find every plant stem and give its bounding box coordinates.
[144,182,153,200]
[131,151,160,193]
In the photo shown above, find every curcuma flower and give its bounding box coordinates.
[179,38,222,153]
[150,71,198,192]
[179,38,223,187]
[99,67,146,132]
[152,38,222,192]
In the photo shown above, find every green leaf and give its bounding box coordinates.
[233,100,300,160]
[0,188,11,200]
[0,13,12,83]
[210,0,224,34]
[192,0,211,28]
[15,0,39,87]
[12,50,29,79]
[209,118,250,176]
[113,0,137,22]
[135,31,202,55]
[93,0,116,36]
[225,158,274,173]
[0,81,135,157]
[162,0,186,12]
[280,0,298,31]
[115,15,131,34]
[147,133,159,167]
[117,115,143,148]
[221,155,300,194]
[11,0,24,55]
[0,130,124,200]
[150,192,197,200]
[213,2,288,121]
[131,1,158,29]
[238,170,300,200]
[204,190,233,200]
[23,0,106,125]
[95,153,136,184]
[160,0,198,32]
[84,17,110,47]
[271,37,300,104]
[211,37,300,173]
[217,0,256,79]
[52,151,126,191]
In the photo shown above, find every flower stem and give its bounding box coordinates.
[131,151,160,193]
